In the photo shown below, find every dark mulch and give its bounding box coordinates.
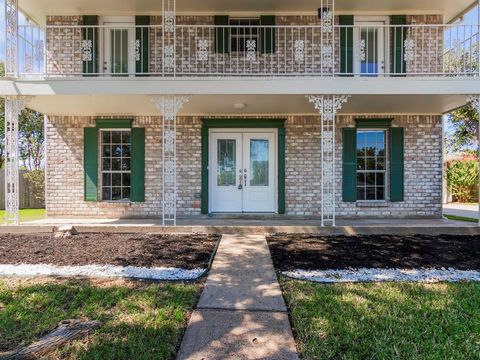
[0,233,220,269]
[267,234,480,271]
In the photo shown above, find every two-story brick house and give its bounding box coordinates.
[1,0,480,225]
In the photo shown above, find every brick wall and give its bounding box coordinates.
[46,114,442,219]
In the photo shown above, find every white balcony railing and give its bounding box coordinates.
[7,23,480,78]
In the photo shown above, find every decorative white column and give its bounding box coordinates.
[4,96,31,225]
[319,0,335,76]
[467,95,480,225]
[151,95,191,226]
[307,95,350,226]
[162,0,176,76]
[5,0,19,76]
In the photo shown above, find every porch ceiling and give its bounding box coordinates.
[19,0,476,26]
[25,94,466,116]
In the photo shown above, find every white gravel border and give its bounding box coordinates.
[283,268,480,283]
[0,264,205,281]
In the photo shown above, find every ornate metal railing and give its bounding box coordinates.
[6,23,480,78]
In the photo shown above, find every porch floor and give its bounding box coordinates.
[10,216,480,235]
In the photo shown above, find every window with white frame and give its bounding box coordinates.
[101,129,131,201]
[356,130,386,201]
[230,18,260,52]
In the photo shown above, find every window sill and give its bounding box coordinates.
[356,201,389,208]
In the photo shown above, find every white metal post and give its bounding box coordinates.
[467,95,480,225]
[151,95,190,226]
[4,96,31,225]
[5,0,19,77]
[307,95,350,226]
[162,0,176,76]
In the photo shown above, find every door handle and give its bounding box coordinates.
[238,170,243,190]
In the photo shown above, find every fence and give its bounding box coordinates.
[0,169,45,209]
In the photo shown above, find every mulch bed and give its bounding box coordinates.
[0,233,220,269]
[267,234,480,271]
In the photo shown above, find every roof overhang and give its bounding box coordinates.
[19,0,477,26]
[1,77,476,115]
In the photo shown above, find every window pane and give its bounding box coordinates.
[112,145,122,157]
[357,157,366,171]
[122,187,131,200]
[122,159,131,171]
[122,173,131,187]
[376,187,385,200]
[376,173,385,186]
[356,173,365,186]
[102,158,111,171]
[102,173,111,186]
[122,131,131,143]
[366,172,376,186]
[366,187,376,200]
[112,158,121,171]
[112,187,122,201]
[357,187,365,201]
[122,145,131,157]
[376,158,385,171]
[250,139,269,186]
[102,187,111,201]
[112,131,122,144]
[217,139,236,186]
[112,173,122,186]
[111,29,129,74]
[103,145,111,157]
[102,131,111,143]
[366,157,376,170]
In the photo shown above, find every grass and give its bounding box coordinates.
[0,278,201,359]
[281,279,480,360]
[0,208,46,224]
[444,214,478,223]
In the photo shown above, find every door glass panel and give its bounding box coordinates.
[217,139,236,186]
[111,29,129,74]
[250,139,269,186]
[361,28,378,75]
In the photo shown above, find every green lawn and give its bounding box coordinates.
[0,209,45,224]
[281,279,480,360]
[444,214,478,223]
[0,278,201,359]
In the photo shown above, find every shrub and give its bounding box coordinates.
[446,159,479,203]
[23,169,45,205]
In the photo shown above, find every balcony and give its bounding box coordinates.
[8,22,480,78]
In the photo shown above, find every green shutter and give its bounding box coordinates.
[215,15,230,54]
[390,127,404,202]
[135,16,150,76]
[130,127,145,202]
[260,15,276,54]
[391,15,407,75]
[82,15,99,75]
[339,15,354,76]
[342,128,357,202]
[84,127,98,201]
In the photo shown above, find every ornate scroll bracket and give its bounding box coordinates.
[306,95,350,227]
[150,95,191,226]
[4,96,32,225]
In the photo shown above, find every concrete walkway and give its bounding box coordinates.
[177,234,299,360]
[443,203,479,220]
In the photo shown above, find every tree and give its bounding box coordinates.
[447,105,479,153]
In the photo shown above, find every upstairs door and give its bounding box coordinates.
[354,17,389,76]
[101,17,135,75]
[209,130,276,213]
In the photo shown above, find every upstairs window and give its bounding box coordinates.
[230,18,260,52]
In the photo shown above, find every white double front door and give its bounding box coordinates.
[209,130,276,213]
